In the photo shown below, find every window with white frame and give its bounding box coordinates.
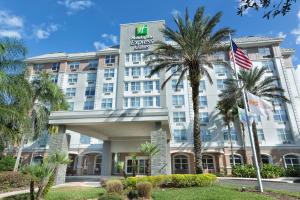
[34,64,44,72]
[104,68,115,78]
[132,53,142,63]
[68,74,78,83]
[277,129,293,143]
[131,82,140,92]
[125,68,130,76]
[174,155,189,172]
[156,96,160,107]
[125,54,130,63]
[144,81,153,91]
[200,112,209,123]
[101,98,112,109]
[126,157,148,175]
[103,83,113,93]
[143,66,152,76]
[261,60,274,71]
[85,86,95,96]
[173,112,186,122]
[143,96,153,107]
[89,60,98,70]
[52,63,60,71]
[274,109,288,122]
[223,130,238,142]
[155,80,160,91]
[230,154,243,165]
[68,102,74,111]
[69,62,80,71]
[170,64,182,74]
[131,67,141,76]
[202,155,215,170]
[124,97,129,108]
[213,51,225,60]
[124,82,129,91]
[130,97,140,108]
[173,129,187,142]
[172,80,184,90]
[284,155,300,168]
[172,95,184,106]
[105,55,116,64]
[201,129,211,142]
[217,79,226,90]
[199,96,207,107]
[257,129,265,142]
[258,47,271,57]
[87,73,96,83]
[80,135,91,144]
[66,88,76,97]
[83,100,94,110]
[51,75,58,83]
[214,64,227,75]
[253,114,261,122]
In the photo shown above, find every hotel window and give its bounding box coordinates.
[104,68,115,78]
[172,95,184,106]
[132,53,142,63]
[144,81,153,91]
[125,68,130,76]
[170,64,181,74]
[253,114,261,122]
[273,109,288,122]
[85,86,95,96]
[125,54,130,63]
[258,47,271,57]
[199,96,207,107]
[261,60,274,72]
[143,96,153,107]
[173,129,187,143]
[51,75,58,83]
[172,80,184,90]
[277,129,293,143]
[68,102,74,111]
[34,64,44,72]
[66,88,76,97]
[105,55,115,64]
[101,98,112,109]
[284,155,300,168]
[131,67,141,76]
[124,82,129,91]
[124,97,129,108]
[213,51,225,60]
[214,65,227,76]
[143,66,152,76]
[201,129,211,142]
[80,135,91,144]
[103,83,113,93]
[68,74,78,83]
[89,60,98,70]
[257,129,265,142]
[156,96,160,107]
[173,112,186,122]
[155,80,160,91]
[52,63,60,72]
[69,62,80,71]
[87,73,96,83]
[230,155,243,165]
[217,79,226,90]
[84,100,94,110]
[273,98,282,106]
[199,80,206,91]
[223,130,238,142]
[200,112,209,123]
[131,82,140,92]
[130,97,140,108]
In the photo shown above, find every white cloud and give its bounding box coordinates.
[0,10,23,39]
[101,33,118,44]
[58,0,93,14]
[291,10,300,45]
[278,32,287,39]
[171,9,180,16]
[93,41,107,50]
[0,30,21,39]
[93,33,118,50]
[33,24,59,39]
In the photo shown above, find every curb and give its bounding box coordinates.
[218,177,298,184]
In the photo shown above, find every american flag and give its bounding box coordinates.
[230,40,252,70]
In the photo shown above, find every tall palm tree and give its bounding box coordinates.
[220,66,288,167]
[146,7,233,173]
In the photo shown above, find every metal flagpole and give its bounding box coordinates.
[228,33,264,192]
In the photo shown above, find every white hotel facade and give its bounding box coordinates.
[20,20,300,183]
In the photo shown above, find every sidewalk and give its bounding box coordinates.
[218,176,300,184]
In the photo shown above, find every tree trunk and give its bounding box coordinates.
[240,122,248,164]
[146,158,151,176]
[227,123,235,166]
[30,180,35,200]
[252,120,262,167]
[191,80,203,174]
[13,134,25,172]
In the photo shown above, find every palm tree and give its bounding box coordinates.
[146,7,233,173]
[220,66,288,167]
[140,141,159,176]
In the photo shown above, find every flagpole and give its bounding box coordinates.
[228,33,263,192]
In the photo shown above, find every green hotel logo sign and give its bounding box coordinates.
[135,25,148,36]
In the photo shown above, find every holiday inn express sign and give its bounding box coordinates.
[130,24,154,50]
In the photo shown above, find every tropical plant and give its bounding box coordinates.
[130,153,137,177]
[140,142,159,176]
[220,66,288,167]
[146,7,233,173]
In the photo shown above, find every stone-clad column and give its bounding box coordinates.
[101,141,112,176]
[76,155,83,175]
[48,125,69,185]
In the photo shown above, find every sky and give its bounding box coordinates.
[0,0,299,67]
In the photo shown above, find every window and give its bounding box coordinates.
[253,114,261,122]
[66,88,76,97]
[101,98,112,109]
[213,51,225,60]
[173,112,186,122]
[105,55,116,64]
[223,130,238,142]
[202,155,214,170]
[258,47,271,57]
[103,83,113,93]
[173,129,187,142]
[143,66,152,76]
[124,82,129,91]
[257,129,265,142]
[84,101,94,110]
[85,86,95,96]
[126,157,148,175]
[69,62,80,71]
[170,65,181,74]
[156,96,160,107]
[261,155,271,164]
[172,95,184,106]
[274,109,288,122]
[68,74,78,83]
[80,135,91,144]
[131,82,140,92]
[277,129,293,143]
[87,73,96,83]
[51,75,58,83]
[33,156,43,165]
[144,81,153,91]
[131,67,141,76]
[199,80,206,91]
[200,112,209,123]
[125,68,130,76]
[132,53,142,63]
[199,96,207,107]
[89,60,98,70]
[125,54,130,63]
[34,64,44,72]
[104,68,115,78]
[230,155,243,165]
[124,97,129,108]
[217,79,226,90]
[201,129,211,142]
[68,102,74,111]
[143,96,153,107]
[155,80,160,91]
[172,80,184,90]
[261,60,274,72]
[214,64,227,75]
[174,155,189,173]
[284,155,300,168]
[130,97,140,108]
[52,63,60,71]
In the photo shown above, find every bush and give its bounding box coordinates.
[0,156,16,171]
[0,171,30,192]
[99,193,124,200]
[261,164,284,178]
[127,189,138,200]
[285,166,300,177]
[232,165,256,178]
[137,182,152,199]
[106,179,123,194]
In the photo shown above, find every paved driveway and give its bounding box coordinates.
[219,179,300,192]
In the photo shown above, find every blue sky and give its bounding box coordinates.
[0,0,299,66]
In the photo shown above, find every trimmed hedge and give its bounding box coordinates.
[123,174,217,188]
[285,166,300,177]
[0,156,16,171]
[0,171,31,193]
[261,164,284,178]
[232,165,256,178]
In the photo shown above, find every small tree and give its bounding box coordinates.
[130,153,137,177]
[140,142,159,176]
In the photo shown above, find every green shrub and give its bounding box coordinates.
[0,156,16,171]
[285,166,300,177]
[0,171,30,192]
[99,193,124,200]
[232,165,256,178]
[126,189,138,200]
[106,179,123,194]
[261,164,284,178]
[136,182,152,199]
